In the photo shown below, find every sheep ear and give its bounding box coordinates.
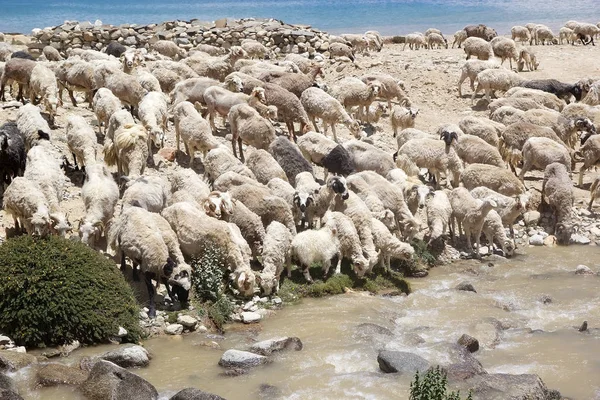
[237,272,246,290]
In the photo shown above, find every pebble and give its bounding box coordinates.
[272,297,282,306]
[575,265,594,275]
[139,311,149,320]
[523,211,541,226]
[177,315,198,329]
[241,312,261,324]
[197,325,208,333]
[571,234,591,245]
[165,324,184,335]
[243,301,256,311]
[529,235,544,246]
[116,327,128,338]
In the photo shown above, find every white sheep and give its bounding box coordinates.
[256,221,293,295]
[517,48,539,72]
[228,102,277,162]
[390,106,419,136]
[42,45,63,61]
[300,86,361,142]
[244,149,287,185]
[241,39,270,59]
[29,63,59,123]
[65,115,98,170]
[541,163,574,244]
[458,116,502,148]
[183,46,247,81]
[519,137,572,181]
[361,73,410,109]
[460,163,526,196]
[470,186,528,243]
[395,128,431,149]
[457,59,501,97]
[291,224,340,282]
[426,33,448,49]
[79,163,119,249]
[329,42,355,61]
[491,37,519,69]
[403,33,427,50]
[343,139,396,177]
[94,64,147,110]
[121,175,171,213]
[172,101,220,167]
[511,26,531,43]
[296,130,338,166]
[55,58,95,107]
[346,174,397,232]
[16,103,52,151]
[331,77,381,123]
[138,91,169,153]
[425,189,453,245]
[573,23,599,45]
[168,168,211,205]
[559,27,575,45]
[152,40,186,60]
[472,68,524,104]
[482,210,515,257]
[322,211,369,276]
[452,30,468,48]
[463,37,494,60]
[3,177,51,237]
[203,147,256,182]
[371,217,415,272]
[204,86,266,133]
[104,123,148,178]
[93,88,123,135]
[534,26,555,45]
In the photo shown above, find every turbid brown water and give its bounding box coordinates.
[10,246,600,400]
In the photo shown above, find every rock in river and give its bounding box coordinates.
[218,349,267,369]
[249,337,303,356]
[98,344,151,368]
[79,360,158,400]
[169,387,226,400]
[377,350,430,374]
[36,363,88,387]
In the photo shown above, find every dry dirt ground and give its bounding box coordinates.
[0,38,599,244]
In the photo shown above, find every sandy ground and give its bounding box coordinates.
[1,37,600,244]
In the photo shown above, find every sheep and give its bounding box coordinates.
[244,149,287,185]
[396,132,463,189]
[300,87,361,142]
[472,68,524,104]
[268,136,313,186]
[259,65,324,98]
[464,24,498,41]
[152,40,186,60]
[147,61,199,93]
[519,110,594,148]
[168,168,210,203]
[391,106,419,136]
[481,210,515,257]
[561,102,600,121]
[457,59,501,97]
[371,217,414,272]
[104,41,127,58]
[4,176,53,238]
[425,189,453,245]
[78,163,119,249]
[0,122,26,187]
[352,102,387,124]
[505,87,566,111]
[109,206,192,317]
[463,37,493,60]
[331,77,381,123]
[365,30,384,52]
[452,30,468,48]
[499,121,570,174]
[217,196,266,260]
[491,37,519,69]
[534,26,555,45]
[204,86,266,133]
[470,186,528,243]
[105,109,135,142]
[488,97,550,113]
[229,103,276,162]
[573,23,600,46]
[290,224,341,282]
[282,53,321,74]
[93,88,123,135]
[228,183,297,235]
[203,147,256,182]
[511,26,532,43]
[575,134,600,187]
[517,48,539,72]
[94,64,147,110]
[426,33,448,49]
[65,115,97,171]
[403,33,427,50]
[541,163,575,244]
[322,211,369,276]
[138,91,168,153]
[345,174,398,232]
[320,144,356,180]
[27,63,59,122]
[0,57,36,102]
[516,79,583,103]
[343,139,398,177]
[351,171,419,240]
[240,39,270,60]
[54,59,95,107]
[449,187,497,255]
[395,128,430,149]
[293,171,321,229]
[105,123,148,178]
[519,137,572,182]
[16,103,52,152]
[559,27,575,45]
[296,130,338,165]
[460,163,526,196]
[121,175,170,212]
[301,176,350,230]
[582,80,600,106]
[329,42,355,62]
[588,177,600,210]
[172,101,219,167]
[340,34,369,54]
[183,46,247,81]
[458,116,502,148]
[255,221,292,295]
[193,44,227,56]
[490,105,525,125]
[170,77,221,108]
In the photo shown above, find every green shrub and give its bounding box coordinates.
[392,35,406,44]
[410,366,472,400]
[0,235,141,348]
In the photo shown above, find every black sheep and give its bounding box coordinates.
[10,51,35,61]
[268,136,313,186]
[105,41,127,58]
[320,144,355,177]
[0,122,26,187]
[518,79,583,102]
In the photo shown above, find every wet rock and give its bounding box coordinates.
[455,282,477,293]
[528,234,544,246]
[36,363,88,387]
[578,321,588,332]
[169,387,226,400]
[575,265,594,275]
[0,373,16,391]
[0,389,23,400]
[258,383,282,400]
[523,211,540,226]
[571,234,590,245]
[376,350,429,374]
[543,235,556,247]
[444,344,486,382]
[241,312,261,324]
[177,315,198,329]
[457,334,479,353]
[218,349,267,369]
[98,344,150,368]
[166,324,184,335]
[473,321,501,349]
[466,373,553,400]
[0,350,38,372]
[0,336,11,346]
[79,360,158,400]
[249,337,303,356]
[540,295,552,304]
[355,323,394,337]
[219,367,248,377]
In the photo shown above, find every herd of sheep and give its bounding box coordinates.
[0,19,599,316]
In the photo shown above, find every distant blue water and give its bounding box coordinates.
[1,0,599,35]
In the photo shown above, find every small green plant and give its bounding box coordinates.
[0,235,140,347]
[392,35,405,44]
[410,366,472,400]
[411,239,438,267]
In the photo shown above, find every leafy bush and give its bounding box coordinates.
[0,235,141,347]
[410,366,472,400]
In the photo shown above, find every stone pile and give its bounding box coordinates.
[27,18,333,56]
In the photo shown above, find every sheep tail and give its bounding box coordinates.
[103,138,118,166]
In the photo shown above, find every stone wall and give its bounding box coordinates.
[27,18,333,55]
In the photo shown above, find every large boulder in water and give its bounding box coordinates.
[377,350,429,374]
[79,360,158,400]
[98,344,151,368]
[169,387,226,400]
[0,350,38,372]
[36,363,88,387]
[466,373,559,400]
[218,349,267,369]
[249,337,303,356]
[443,344,487,382]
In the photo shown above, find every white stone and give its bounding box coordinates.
[241,312,261,324]
[538,231,548,239]
[165,324,184,335]
[177,315,197,329]
[0,335,12,345]
[590,227,600,237]
[243,301,255,311]
[139,311,149,320]
[272,297,282,305]
[575,265,593,275]
[529,235,544,246]
[571,234,591,245]
[197,325,208,333]
[7,346,26,353]
[116,327,128,337]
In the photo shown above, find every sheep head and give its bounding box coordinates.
[233,270,256,297]
[255,269,278,296]
[351,254,369,278]
[555,222,575,245]
[79,219,103,246]
[409,184,434,210]
[30,207,51,237]
[327,176,349,200]
[503,239,515,257]
[167,260,192,303]
[203,191,233,219]
[251,87,267,104]
[50,212,72,237]
[229,75,244,93]
[440,129,459,147]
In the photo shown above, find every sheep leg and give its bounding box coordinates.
[238,137,245,163]
[471,83,481,105]
[310,116,319,133]
[145,272,157,319]
[302,265,313,283]
[72,152,79,170]
[518,159,531,182]
[464,225,473,251]
[334,256,342,275]
[68,90,78,107]
[209,110,217,133]
[330,123,339,143]
[578,166,586,187]
[323,168,329,182]
[132,261,140,282]
[322,259,332,277]
[589,196,595,211]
